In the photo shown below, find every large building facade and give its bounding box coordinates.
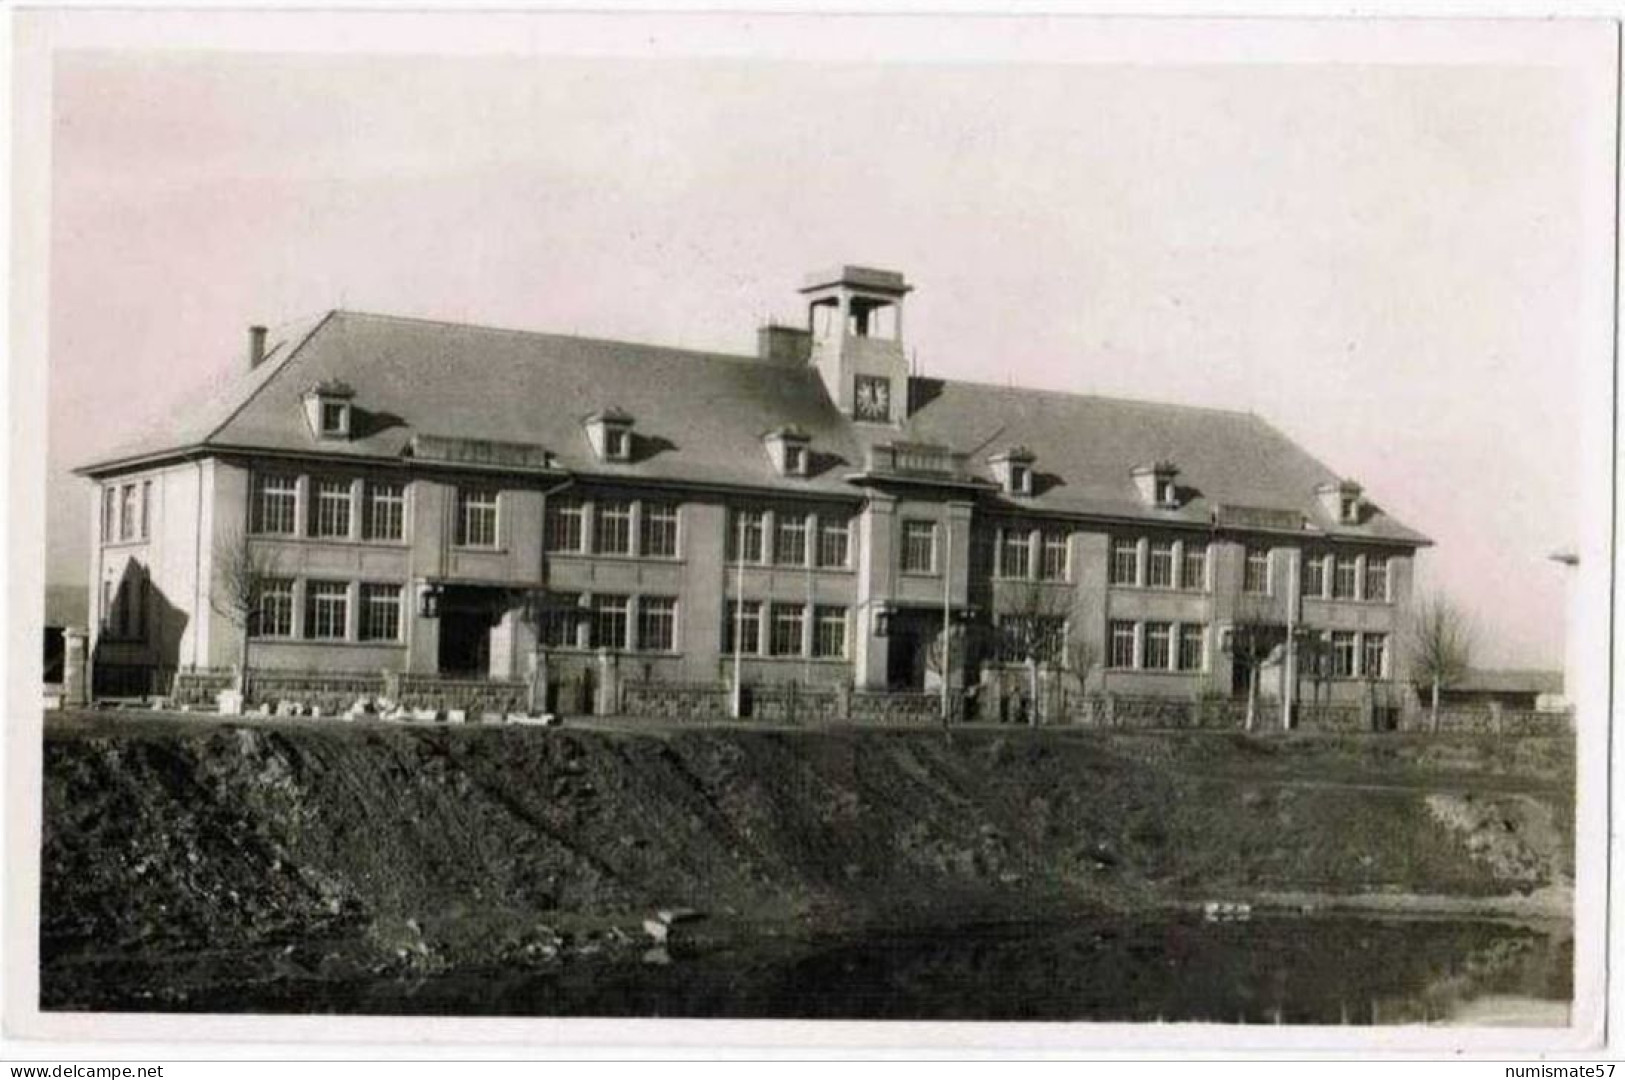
[79,267,1428,712]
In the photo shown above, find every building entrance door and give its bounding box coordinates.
[437,587,501,676]
[884,608,944,691]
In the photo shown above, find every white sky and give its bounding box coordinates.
[39,18,1616,669]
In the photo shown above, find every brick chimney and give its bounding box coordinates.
[248,325,268,370]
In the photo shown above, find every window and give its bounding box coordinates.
[637,597,677,652]
[320,401,348,435]
[363,481,405,542]
[1110,538,1139,586]
[119,484,138,540]
[1144,622,1173,670]
[604,427,630,460]
[1178,624,1206,672]
[99,580,113,632]
[783,443,807,476]
[542,592,580,648]
[251,474,299,535]
[1181,543,1208,591]
[589,594,629,650]
[1243,547,1271,594]
[140,481,152,539]
[1148,541,1176,589]
[1332,555,1358,600]
[1362,632,1388,678]
[995,615,1065,664]
[723,599,763,655]
[359,583,403,642]
[1000,529,1031,579]
[545,496,586,554]
[1302,554,1328,599]
[310,479,352,539]
[1331,631,1357,678]
[101,487,115,543]
[305,580,349,640]
[640,501,679,558]
[1009,464,1030,494]
[455,488,499,548]
[1364,556,1389,602]
[775,513,809,567]
[770,603,806,657]
[1109,621,1138,669]
[1156,477,1176,506]
[594,499,633,555]
[818,517,851,568]
[813,606,848,659]
[727,508,767,564]
[255,578,294,638]
[901,521,937,573]
[1039,530,1068,582]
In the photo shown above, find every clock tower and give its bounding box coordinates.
[800,266,912,425]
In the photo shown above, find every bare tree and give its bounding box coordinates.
[210,526,282,698]
[993,581,1075,726]
[1406,592,1473,732]
[1224,598,1282,732]
[515,586,565,715]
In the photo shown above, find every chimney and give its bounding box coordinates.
[757,324,812,364]
[248,325,268,370]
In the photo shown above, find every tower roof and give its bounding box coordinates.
[799,266,912,296]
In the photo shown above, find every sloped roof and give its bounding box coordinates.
[79,310,1428,544]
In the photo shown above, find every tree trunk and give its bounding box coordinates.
[1027,657,1039,727]
[527,648,547,715]
[1430,678,1441,733]
[1245,666,1258,733]
[237,626,251,699]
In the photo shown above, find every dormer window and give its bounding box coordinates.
[990,446,1037,496]
[1316,479,1364,525]
[764,424,811,477]
[302,379,356,440]
[1132,461,1181,509]
[585,407,635,463]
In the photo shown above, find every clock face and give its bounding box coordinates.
[854,375,891,421]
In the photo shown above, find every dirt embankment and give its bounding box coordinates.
[40,718,1573,1001]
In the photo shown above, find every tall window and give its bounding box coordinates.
[775,513,809,567]
[901,521,937,573]
[455,487,499,548]
[590,594,629,650]
[1181,543,1208,591]
[594,499,633,555]
[119,484,137,541]
[1144,622,1173,670]
[310,479,353,539]
[813,606,848,659]
[305,580,349,640]
[1110,538,1139,586]
[256,578,295,638]
[1364,556,1389,602]
[727,508,767,564]
[637,597,677,652]
[1109,620,1138,669]
[251,474,299,535]
[544,496,586,553]
[1331,631,1357,678]
[724,599,763,655]
[1148,541,1176,589]
[359,583,403,642]
[140,481,152,539]
[101,487,115,542]
[1332,555,1358,600]
[770,603,806,657]
[1039,530,1068,582]
[1000,528,1031,579]
[640,501,679,558]
[363,481,405,542]
[1243,547,1271,594]
[1177,624,1205,672]
[817,517,850,568]
[1362,632,1388,678]
[1302,554,1328,599]
[541,592,580,648]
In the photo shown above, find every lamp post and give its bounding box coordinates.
[731,513,746,719]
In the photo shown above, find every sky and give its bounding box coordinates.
[39,19,1614,669]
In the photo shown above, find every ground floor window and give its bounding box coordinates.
[813,606,848,659]
[542,592,580,648]
[1177,624,1205,672]
[256,578,295,638]
[590,594,629,650]
[637,597,677,652]
[1361,632,1388,678]
[359,583,402,642]
[1331,630,1357,678]
[770,603,805,657]
[1143,621,1173,670]
[304,581,349,640]
[723,599,763,655]
[1109,620,1137,669]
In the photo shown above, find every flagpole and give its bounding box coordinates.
[732,514,745,719]
[941,517,952,724]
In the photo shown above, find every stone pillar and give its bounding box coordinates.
[63,628,89,707]
[595,648,620,716]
